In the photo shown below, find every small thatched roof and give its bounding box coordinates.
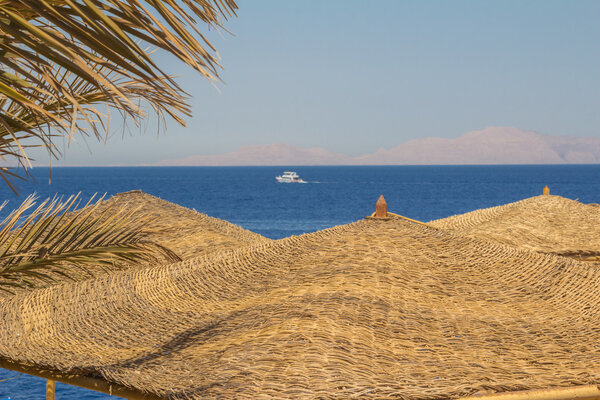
[1,217,599,399]
[429,194,600,261]
[92,190,270,260]
[0,191,270,298]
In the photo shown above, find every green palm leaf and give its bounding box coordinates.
[0,193,181,294]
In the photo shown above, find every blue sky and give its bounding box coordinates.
[33,0,600,166]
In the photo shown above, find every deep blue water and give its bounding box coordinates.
[1,165,600,399]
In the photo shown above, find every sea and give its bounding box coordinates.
[1,165,600,399]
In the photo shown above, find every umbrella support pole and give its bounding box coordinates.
[0,358,160,400]
[46,379,55,400]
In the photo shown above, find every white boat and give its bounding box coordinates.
[275,171,306,183]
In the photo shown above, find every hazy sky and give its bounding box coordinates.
[32,0,600,166]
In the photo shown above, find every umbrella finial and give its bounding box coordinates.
[543,185,550,195]
[375,195,387,218]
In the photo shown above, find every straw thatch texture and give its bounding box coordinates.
[1,217,600,399]
[429,195,600,261]
[0,191,269,297]
[90,191,270,260]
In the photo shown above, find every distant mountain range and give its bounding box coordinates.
[157,127,600,166]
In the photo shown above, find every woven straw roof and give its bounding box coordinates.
[429,194,600,261]
[1,216,600,399]
[93,190,270,260]
[0,191,270,298]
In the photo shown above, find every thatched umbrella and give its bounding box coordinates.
[429,194,600,262]
[0,191,270,298]
[92,191,270,260]
[1,212,599,399]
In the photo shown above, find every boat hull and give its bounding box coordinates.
[276,177,306,183]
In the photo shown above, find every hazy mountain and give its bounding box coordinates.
[357,127,600,164]
[157,143,353,166]
[157,127,600,166]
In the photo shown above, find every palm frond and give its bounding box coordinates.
[0,66,190,189]
[0,0,237,187]
[0,193,181,294]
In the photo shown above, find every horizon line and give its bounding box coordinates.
[20,163,600,168]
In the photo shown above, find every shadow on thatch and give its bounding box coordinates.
[429,194,600,262]
[1,211,600,399]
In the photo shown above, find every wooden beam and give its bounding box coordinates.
[0,358,162,400]
[458,385,600,400]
